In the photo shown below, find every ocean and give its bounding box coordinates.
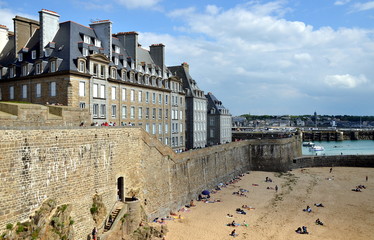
[302,140,374,156]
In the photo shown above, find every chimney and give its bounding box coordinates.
[182,62,189,72]
[90,20,113,59]
[0,25,9,54]
[115,31,138,64]
[150,43,165,73]
[13,16,39,56]
[39,9,60,58]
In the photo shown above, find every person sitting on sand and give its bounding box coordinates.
[315,218,324,225]
[295,227,302,233]
[227,214,233,218]
[231,220,236,226]
[230,229,238,237]
[302,226,308,234]
[198,194,203,201]
[190,200,196,207]
[242,220,248,227]
[352,188,362,192]
[314,203,324,207]
[303,206,312,213]
[242,205,248,208]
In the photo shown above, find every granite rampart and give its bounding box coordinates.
[0,127,300,239]
[292,155,374,169]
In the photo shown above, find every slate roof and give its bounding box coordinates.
[205,92,230,115]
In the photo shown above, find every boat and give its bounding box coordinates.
[309,145,324,151]
[303,141,315,147]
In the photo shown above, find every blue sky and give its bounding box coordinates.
[1,0,374,116]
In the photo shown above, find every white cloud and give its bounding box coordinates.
[116,0,162,9]
[352,1,374,11]
[334,0,352,6]
[324,74,368,88]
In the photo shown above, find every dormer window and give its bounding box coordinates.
[22,65,28,76]
[82,48,88,57]
[95,39,101,47]
[121,70,126,81]
[114,46,120,54]
[100,65,105,78]
[35,63,41,75]
[18,53,23,62]
[78,60,86,73]
[9,66,15,78]
[111,67,116,79]
[84,35,91,44]
[50,60,56,73]
[31,50,36,60]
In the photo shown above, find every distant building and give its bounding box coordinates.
[169,63,207,149]
[205,92,232,146]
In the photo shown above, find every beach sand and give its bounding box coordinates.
[158,167,374,240]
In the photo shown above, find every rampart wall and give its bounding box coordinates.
[0,127,300,239]
[292,155,374,169]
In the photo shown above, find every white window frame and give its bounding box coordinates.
[9,86,14,100]
[79,81,85,97]
[122,88,126,101]
[130,106,135,119]
[22,85,27,99]
[130,89,135,102]
[50,82,56,97]
[36,83,41,98]
[18,53,23,62]
[84,35,91,44]
[121,105,127,119]
[138,107,142,119]
[93,104,99,117]
[35,63,41,75]
[50,61,56,72]
[138,91,142,102]
[111,86,116,100]
[100,104,106,117]
[31,50,36,60]
[100,85,105,98]
[111,105,117,117]
[93,84,98,98]
[79,60,85,73]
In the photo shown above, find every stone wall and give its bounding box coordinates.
[0,127,300,239]
[292,155,374,169]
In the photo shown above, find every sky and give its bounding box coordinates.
[1,0,374,116]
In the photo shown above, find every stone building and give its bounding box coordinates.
[0,9,186,150]
[205,92,232,145]
[169,63,207,149]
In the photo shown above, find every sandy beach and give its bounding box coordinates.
[157,167,374,240]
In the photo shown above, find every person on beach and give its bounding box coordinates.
[366,176,368,182]
[315,218,324,225]
[92,227,97,240]
[230,229,238,237]
[330,167,333,173]
[275,185,278,192]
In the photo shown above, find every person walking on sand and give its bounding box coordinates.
[275,185,278,192]
[366,176,368,182]
[329,167,332,173]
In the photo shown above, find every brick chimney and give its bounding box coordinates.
[150,43,165,73]
[39,9,60,57]
[0,25,9,54]
[13,16,39,56]
[182,62,189,72]
[90,20,113,59]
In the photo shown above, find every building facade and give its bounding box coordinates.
[206,92,232,146]
[0,9,186,150]
[169,63,207,149]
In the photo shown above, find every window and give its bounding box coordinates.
[165,123,168,133]
[9,67,14,78]
[112,105,117,117]
[82,48,88,57]
[31,50,36,59]
[180,110,183,120]
[95,39,101,47]
[158,123,162,134]
[180,97,183,105]
[22,65,28,76]
[152,93,156,104]
[121,71,126,81]
[152,123,156,134]
[93,64,98,76]
[180,123,183,133]
[145,123,150,133]
[115,46,120,54]
[9,86,14,99]
[146,108,149,119]
[100,104,106,117]
[49,60,56,73]
[100,85,105,98]
[78,61,86,72]
[84,35,90,44]
[114,57,119,65]
[93,104,99,117]
[130,89,135,102]
[152,108,156,119]
[130,106,135,119]
[111,68,116,79]
[18,53,23,62]
[158,109,162,119]
[121,88,126,101]
[210,129,214,137]
[165,109,168,119]
[165,137,168,145]
[138,91,142,102]
[35,63,41,75]
[79,82,85,97]
[36,83,41,98]
[145,92,149,103]
[138,107,142,119]
[111,86,116,100]
[121,105,127,119]
[93,84,98,98]
[100,65,105,78]
[158,94,162,104]
[80,102,86,109]
[165,95,168,104]
[50,82,56,97]
[22,85,27,98]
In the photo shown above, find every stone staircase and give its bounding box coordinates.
[103,205,122,232]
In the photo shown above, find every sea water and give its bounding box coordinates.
[302,140,374,156]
